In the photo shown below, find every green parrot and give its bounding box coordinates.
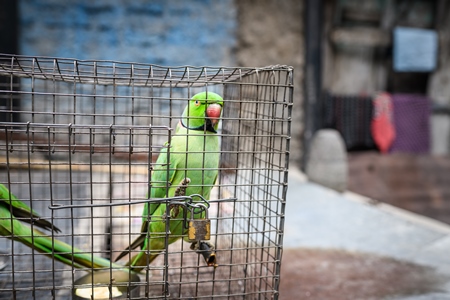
[0,183,122,270]
[115,91,223,271]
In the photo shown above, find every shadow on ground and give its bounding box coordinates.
[280,247,447,300]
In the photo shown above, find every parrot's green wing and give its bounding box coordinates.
[114,146,181,262]
[0,183,61,233]
[148,145,180,214]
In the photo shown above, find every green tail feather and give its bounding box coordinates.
[28,229,123,269]
[0,183,61,233]
[0,183,124,271]
[5,215,124,270]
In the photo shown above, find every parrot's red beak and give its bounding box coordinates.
[206,103,222,126]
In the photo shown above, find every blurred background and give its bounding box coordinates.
[1,0,450,298]
[0,0,450,299]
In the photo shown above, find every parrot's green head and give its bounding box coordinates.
[180,91,223,133]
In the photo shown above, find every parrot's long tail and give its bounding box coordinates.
[127,251,160,272]
[14,227,123,270]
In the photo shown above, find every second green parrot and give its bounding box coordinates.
[115,91,223,271]
[0,183,122,270]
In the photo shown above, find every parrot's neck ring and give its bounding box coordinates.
[179,120,217,133]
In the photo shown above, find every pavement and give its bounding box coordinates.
[283,167,450,299]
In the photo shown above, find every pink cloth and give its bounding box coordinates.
[390,94,430,154]
[371,92,396,153]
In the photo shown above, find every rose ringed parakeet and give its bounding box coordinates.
[0,183,122,270]
[115,91,223,271]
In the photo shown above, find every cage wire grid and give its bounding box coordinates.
[0,54,293,299]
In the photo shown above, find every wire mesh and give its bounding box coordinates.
[0,54,293,299]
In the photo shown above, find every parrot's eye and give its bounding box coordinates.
[194,100,201,106]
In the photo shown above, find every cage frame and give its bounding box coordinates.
[0,53,293,300]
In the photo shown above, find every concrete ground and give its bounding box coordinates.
[280,167,450,299]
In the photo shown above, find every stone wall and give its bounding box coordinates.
[16,0,305,163]
[19,0,236,66]
[235,0,304,164]
[428,1,450,155]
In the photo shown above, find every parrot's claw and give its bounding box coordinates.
[190,241,217,267]
[167,178,192,218]
[168,204,180,218]
[190,240,215,251]
[190,241,199,251]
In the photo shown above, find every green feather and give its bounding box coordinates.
[0,184,123,270]
[115,91,223,270]
[0,183,61,232]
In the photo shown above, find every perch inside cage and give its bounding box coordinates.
[0,54,293,299]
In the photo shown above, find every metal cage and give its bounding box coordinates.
[0,54,293,299]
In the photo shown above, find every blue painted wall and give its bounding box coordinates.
[19,0,237,66]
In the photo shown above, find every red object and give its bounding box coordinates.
[371,92,396,153]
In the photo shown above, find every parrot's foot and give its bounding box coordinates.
[174,177,191,197]
[168,178,191,218]
[190,241,217,267]
[190,240,215,251]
